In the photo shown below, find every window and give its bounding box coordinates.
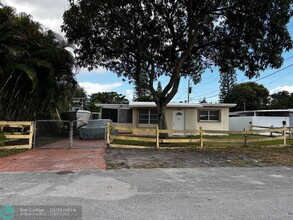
[139,109,158,124]
[102,108,118,122]
[118,109,133,123]
[198,110,220,121]
[102,108,133,123]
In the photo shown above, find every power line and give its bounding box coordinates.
[235,54,293,82]
[254,63,293,82]
[263,71,293,86]
[175,60,293,102]
[198,75,219,87]
[198,63,293,99]
[284,55,293,60]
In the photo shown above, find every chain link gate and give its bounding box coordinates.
[34,120,107,149]
[72,120,107,148]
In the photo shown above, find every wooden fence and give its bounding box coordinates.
[107,123,292,149]
[0,121,34,149]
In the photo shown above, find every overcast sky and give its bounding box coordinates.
[3,0,129,98]
[3,0,67,35]
[3,0,293,103]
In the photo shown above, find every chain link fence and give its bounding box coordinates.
[34,120,106,149]
[34,120,71,148]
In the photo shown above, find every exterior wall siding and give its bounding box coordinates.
[133,107,231,132]
[108,106,232,134]
[197,108,230,131]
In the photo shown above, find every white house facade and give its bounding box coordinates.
[96,102,236,134]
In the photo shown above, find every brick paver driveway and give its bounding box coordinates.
[0,141,106,172]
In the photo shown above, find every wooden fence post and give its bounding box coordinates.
[283,124,287,147]
[107,122,111,147]
[270,125,273,137]
[249,122,253,131]
[243,128,247,147]
[199,126,203,148]
[156,125,160,149]
[28,122,34,149]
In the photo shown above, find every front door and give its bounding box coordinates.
[172,111,184,136]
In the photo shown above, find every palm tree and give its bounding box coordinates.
[0,4,76,120]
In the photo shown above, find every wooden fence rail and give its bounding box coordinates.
[107,123,292,149]
[0,121,34,149]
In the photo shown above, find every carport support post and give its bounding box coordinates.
[69,122,73,148]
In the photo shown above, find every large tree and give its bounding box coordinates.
[224,82,270,111]
[219,70,237,103]
[133,83,153,102]
[133,81,163,101]
[87,92,129,112]
[62,0,292,129]
[269,90,293,109]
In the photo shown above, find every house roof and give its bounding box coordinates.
[231,109,293,115]
[201,103,237,108]
[128,102,202,108]
[95,104,129,109]
[255,109,293,112]
[95,102,237,109]
[129,102,236,108]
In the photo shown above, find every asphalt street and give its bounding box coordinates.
[0,167,292,220]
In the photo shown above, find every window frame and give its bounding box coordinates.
[138,109,158,124]
[198,109,221,122]
[118,108,133,123]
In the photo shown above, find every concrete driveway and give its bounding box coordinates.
[0,167,292,219]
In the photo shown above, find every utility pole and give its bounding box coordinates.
[187,78,191,103]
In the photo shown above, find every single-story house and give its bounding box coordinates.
[229,109,293,131]
[96,102,236,135]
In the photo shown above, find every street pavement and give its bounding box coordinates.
[0,167,292,220]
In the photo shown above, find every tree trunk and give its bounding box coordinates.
[157,102,168,139]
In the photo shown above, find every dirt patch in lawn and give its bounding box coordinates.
[105,146,293,169]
